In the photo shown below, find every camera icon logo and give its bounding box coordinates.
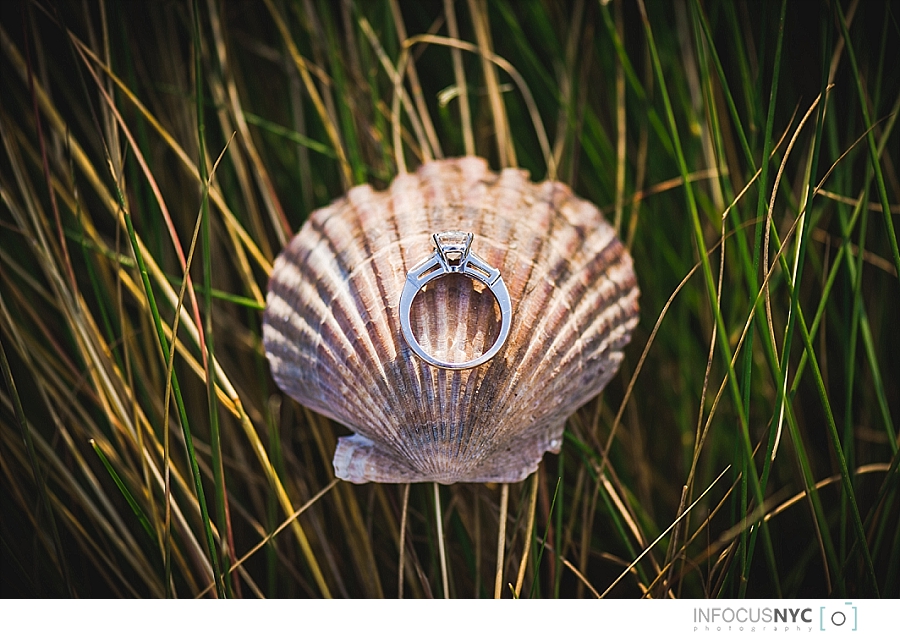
[819,602,857,631]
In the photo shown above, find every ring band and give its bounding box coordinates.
[399,231,512,370]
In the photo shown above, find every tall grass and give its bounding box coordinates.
[1,0,897,598]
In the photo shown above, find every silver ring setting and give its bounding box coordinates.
[399,231,512,370]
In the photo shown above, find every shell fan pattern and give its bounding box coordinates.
[263,157,639,484]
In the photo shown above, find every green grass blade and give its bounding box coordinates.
[193,0,231,599]
[835,1,900,286]
[637,0,774,598]
[122,204,222,597]
[529,476,561,598]
[90,439,157,544]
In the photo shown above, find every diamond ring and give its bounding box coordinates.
[399,231,512,370]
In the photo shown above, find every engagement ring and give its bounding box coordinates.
[399,231,512,370]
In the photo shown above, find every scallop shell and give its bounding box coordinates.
[263,157,639,484]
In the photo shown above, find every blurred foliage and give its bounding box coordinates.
[0,0,897,598]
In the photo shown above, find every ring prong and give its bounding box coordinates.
[433,231,474,269]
